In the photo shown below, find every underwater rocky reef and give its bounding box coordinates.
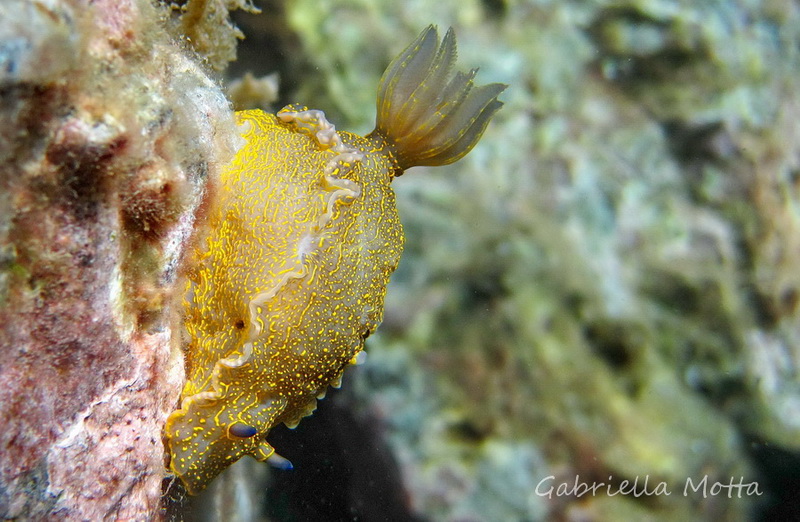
[1,0,798,521]
[0,0,241,518]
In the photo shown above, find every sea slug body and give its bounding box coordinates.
[165,25,506,494]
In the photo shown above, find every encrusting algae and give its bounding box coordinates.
[164,25,506,494]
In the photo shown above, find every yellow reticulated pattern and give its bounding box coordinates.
[164,25,505,494]
[165,109,403,494]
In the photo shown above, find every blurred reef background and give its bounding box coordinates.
[2,0,799,521]
[219,1,800,521]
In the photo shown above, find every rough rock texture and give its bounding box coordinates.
[0,0,239,519]
[162,0,260,72]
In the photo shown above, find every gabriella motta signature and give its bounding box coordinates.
[535,474,763,499]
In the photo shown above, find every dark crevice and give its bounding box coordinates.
[480,0,507,19]
[586,6,707,86]
[583,321,634,371]
[229,0,322,109]
[264,385,425,522]
[746,437,800,521]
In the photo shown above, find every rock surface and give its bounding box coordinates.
[0,0,239,519]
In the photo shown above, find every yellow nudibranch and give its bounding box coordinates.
[165,25,505,494]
